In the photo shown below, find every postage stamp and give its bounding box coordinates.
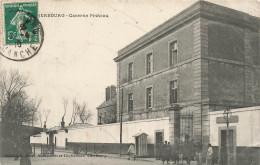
[4,2,39,45]
[0,1,44,61]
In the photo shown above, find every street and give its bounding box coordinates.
[0,148,165,165]
[0,147,196,165]
[0,156,164,165]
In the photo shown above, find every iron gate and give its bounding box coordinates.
[41,144,54,155]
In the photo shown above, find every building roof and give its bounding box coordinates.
[97,94,117,109]
[32,134,41,137]
[132,132,148,137]
[45,126,61,133]
[114,1,260,62]
[45,123,93,132]
[66,123,92,129]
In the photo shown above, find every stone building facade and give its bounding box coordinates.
[97,85,117,125]
[114,1,260,147]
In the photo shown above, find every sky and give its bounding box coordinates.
[1,0,259,128]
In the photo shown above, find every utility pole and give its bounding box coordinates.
[223,109,231,165]
[119,88,123,156]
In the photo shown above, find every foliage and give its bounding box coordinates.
[0,69,41,125]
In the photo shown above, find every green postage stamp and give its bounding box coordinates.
[0,1,43,61]
[4,1,39,45]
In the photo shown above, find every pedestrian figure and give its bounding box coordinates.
[195,142,202,165]
[162,141,168,164]
[14,140,19,160]
[166,142,172,164]
[185,141,192,165]
[220,146,227,165]
[172,145,179,164]
[20,141,32,165]
[206,143,213,165]
[178,144,184,165]
[20,155,31,165]
[127,143,136,160]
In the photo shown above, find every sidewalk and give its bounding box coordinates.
[52,148,199,164]
[105,153,156,162]
[102,153,198,164]
[53,149,160,162]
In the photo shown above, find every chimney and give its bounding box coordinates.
[61,116,65,129]
[105,86,111,101]
[111,85,116,98]
[43,121,46,131]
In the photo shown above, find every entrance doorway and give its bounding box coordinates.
[133,133,148,156]
[49,132,54,145]
[135,137,139,155]
[220,129,236,165]
[155,131,164,158]
[155,132,163,146]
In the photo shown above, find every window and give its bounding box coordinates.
[170,80,178,104]
[146,87,153,108]
[170,41,178,66]
[128,93,133,112]
[146,53,153,74]
[128,62,133,81]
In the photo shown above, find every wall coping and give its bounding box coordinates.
[68,117,169,130]
[209,106,260,115]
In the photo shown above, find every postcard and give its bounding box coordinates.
[0,0,260,165]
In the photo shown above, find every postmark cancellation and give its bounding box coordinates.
[0,0,44,61]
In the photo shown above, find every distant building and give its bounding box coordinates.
[31,122,92,149]
[114,0,260,147]
[97,85,117,125]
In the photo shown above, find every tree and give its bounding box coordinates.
[0,69,35,124]
[69,99,93,125]
[43,109,50,127]
[0,69,41,157]
[4,91,33,125]
[31,97,42,126]
[77,101,93,124]
[38,111,43,128]
[69,99,79,125]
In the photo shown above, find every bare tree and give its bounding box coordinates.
[69,99,79,125]
[77,102,93,123]
[0,69,32,124]
[62,97,68,121]
[31,97,42,126]
[43,109,50,127]
[68,99,93,125]
[38,111,43,128]
[9,92,31,125]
